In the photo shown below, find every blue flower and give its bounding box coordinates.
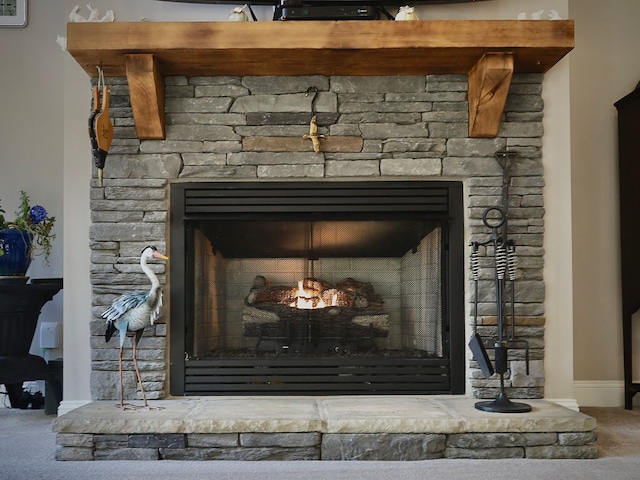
[29,205,48,224]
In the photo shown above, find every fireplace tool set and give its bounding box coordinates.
[469,151,532,413]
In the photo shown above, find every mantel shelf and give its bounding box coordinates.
[67,20,574,139]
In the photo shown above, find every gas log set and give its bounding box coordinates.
[243,276,389,354]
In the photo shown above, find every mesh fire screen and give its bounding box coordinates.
[191,220,443,360]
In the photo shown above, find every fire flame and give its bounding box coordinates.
[291,280,338,309]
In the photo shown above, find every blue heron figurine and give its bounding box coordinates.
[103,245,168,409]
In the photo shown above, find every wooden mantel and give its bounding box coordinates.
[67,20,574,139]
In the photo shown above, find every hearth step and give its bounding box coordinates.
[52,398,599,461]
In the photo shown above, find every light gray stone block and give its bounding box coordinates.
[380,158,441,176]
[128,434,186,449]
[188,433,239,447]
[94,434,128,448]
[446,432,557,448]
[195,84,249,97]
[558,431,598,446]
[447,138,507,157]
[190,76,241,86]
[165,97,232,113]
[56,433,94,447]
[161,447,320,461]
[243,75,329,94]
[331,76,425,94]
[325,160,380,177]
[360,123,430,139]
[525,445,598,459]
[55,446,94,461]
[321,433,445,460]
[240,432,321,448]
[257,164,324,178]
[94,448,160,461]
[166,113,246,125]
[445,447,524,459]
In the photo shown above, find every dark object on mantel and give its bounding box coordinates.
[0,279,63,409]
[615,88,640,410]
[157,0,489,7]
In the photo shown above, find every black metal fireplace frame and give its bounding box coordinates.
[169,180,465,396]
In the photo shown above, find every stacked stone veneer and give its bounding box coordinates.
[57,430,597,461]
[89,74,546,402]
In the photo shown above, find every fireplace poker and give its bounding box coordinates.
[506,240,530,375]
[494,240,508,375]
[506,240,517,340]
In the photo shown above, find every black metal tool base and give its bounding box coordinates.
[475,392,532,413]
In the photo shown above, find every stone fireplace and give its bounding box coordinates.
[89,73,546,403]
[53,19,594,462]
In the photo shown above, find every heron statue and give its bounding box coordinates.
[103,245,168,409]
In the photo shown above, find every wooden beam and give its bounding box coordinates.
[125,54,165,140]
[67,21,575,77]
[468,53,515,138]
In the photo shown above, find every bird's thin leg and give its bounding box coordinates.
[118,346,124,408]
[116,345,137,410]
[116,340,142,410]
[131,337,162,411]
[131,338,147,406]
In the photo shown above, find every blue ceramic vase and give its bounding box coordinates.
[0,228,33,278]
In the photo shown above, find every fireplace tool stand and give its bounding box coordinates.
[469,207,531,413]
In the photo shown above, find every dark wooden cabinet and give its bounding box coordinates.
[0,280,62,408]
[615,87,640,409]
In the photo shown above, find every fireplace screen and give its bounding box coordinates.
[170,182,465,395]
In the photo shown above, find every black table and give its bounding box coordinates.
[0,279,62,408]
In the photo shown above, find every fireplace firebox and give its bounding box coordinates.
[170,181,464,395]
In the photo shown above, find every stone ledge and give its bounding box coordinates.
[52,396,597,461]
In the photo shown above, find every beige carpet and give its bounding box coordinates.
[580,407,640,457]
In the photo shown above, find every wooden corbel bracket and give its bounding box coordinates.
[125,54,165,140]
[468,53,515,138]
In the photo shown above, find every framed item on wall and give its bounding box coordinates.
[0,0,27,27]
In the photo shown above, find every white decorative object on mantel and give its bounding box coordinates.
[56,35,67,51]
[531,9,544,20]
[517,10,563,20]
[395,5,419,21]
[548,10,562,20]
[69,3,115,23]
[59,4,115,51]
[227,5,249,21]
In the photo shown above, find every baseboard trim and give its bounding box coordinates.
[573,380,624,407]
[545,398,580,412]
[57,400,92,417]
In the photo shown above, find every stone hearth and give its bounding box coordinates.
[53,397,597,460]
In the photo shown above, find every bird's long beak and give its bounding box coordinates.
[153,251,169,260]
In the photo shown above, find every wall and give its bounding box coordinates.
[569,0,640,406]
[0,2,65,364]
